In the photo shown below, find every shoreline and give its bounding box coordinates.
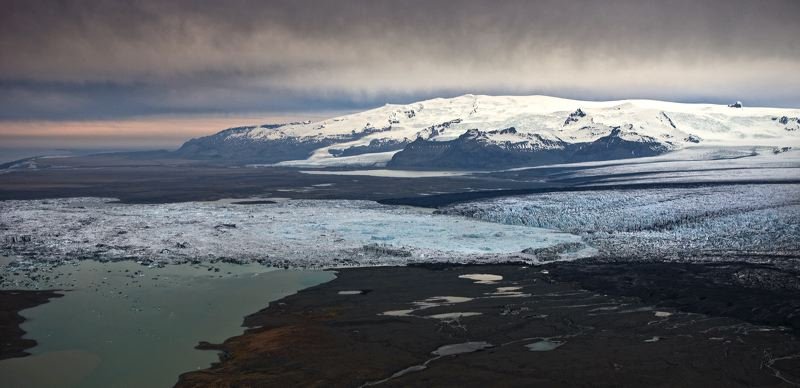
[0,290,63,360]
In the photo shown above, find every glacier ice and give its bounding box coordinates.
[441,184,800,262]
[0,198,591,269]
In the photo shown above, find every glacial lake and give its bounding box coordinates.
[0,260,334,388]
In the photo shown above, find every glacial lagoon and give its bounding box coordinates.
[0,259,334,388]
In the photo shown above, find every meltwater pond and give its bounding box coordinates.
[0,260,334,388]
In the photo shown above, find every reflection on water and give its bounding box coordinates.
[338,290,365,295]
[458,274,503,284]
[432,341,493,356]
[427,312,482,319]
[526,340,565,351]
[0,260,334,388]
[363,341,494,386]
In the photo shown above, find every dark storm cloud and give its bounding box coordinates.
[1,0,799,120]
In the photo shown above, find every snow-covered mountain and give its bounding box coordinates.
[175,95,800,169]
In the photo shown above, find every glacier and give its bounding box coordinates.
[512,146,800,186]
[440,184,800,263]
[0,198,592,270]
[4,183,796,275]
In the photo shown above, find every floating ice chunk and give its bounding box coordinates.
[654,311,672,317]
[644,336,661,343]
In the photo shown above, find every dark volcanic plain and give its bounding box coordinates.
[2,153,797,206]
[177,262,800,387]
[0,154,538,203]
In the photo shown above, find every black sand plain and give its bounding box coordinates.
[177,262,800,387]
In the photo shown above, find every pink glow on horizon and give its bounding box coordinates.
[0,112,346,149]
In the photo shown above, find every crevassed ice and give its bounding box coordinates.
[0,198,589,268]
[441,184,800,259]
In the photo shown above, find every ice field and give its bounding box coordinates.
[1,198,591,270]
[441,184,800,261]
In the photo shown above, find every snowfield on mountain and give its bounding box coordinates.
[175,94,800,169]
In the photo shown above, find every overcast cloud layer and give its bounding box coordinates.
[1,0,799,121]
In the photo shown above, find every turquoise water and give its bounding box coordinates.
[0,260,334,388]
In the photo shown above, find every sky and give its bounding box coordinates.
[1,0,798,150]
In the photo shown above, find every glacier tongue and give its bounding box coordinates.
[0,198,592,268]
[439,184,800,261]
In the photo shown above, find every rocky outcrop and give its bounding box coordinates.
[564,108,587,125]
[174,124,342,164]
[388,127,669,170]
